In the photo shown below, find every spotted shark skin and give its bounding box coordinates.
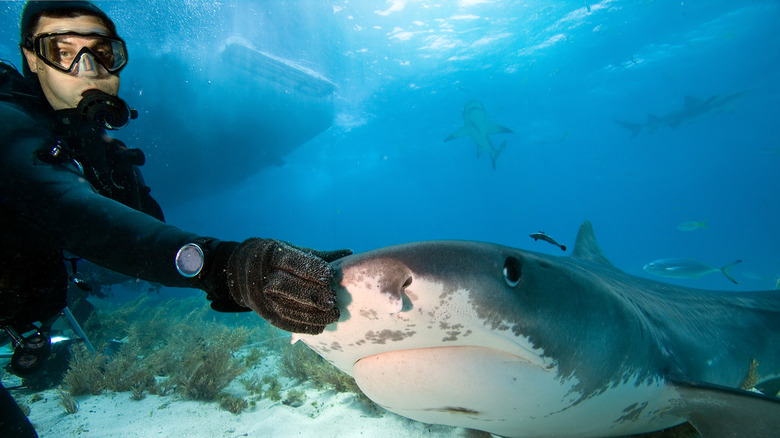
[294,221,780,437]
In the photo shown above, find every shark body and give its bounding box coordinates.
[444,100,513,169]
[614,92,746,138]
[295,221,780,437]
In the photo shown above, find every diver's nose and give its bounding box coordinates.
[76,52,100,77]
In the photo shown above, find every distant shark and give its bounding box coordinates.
[444,100,513,169]
[295,221,780,437]
[614,91,747,138]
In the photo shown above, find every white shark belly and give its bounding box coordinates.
[353,346,683,437]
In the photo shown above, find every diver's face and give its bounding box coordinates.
[23,15,120,110]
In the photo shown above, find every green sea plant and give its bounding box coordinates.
[180,348,244,401]
[217,393,249,414]
[63,297,257,408]
[239,375,263,396]
[57,388,79,414]
[102,342,155,394]
[82,295,152,347]
[216,326,254,353]
[125,307,171,352]
[171,324,250,401]
[156,377,176,396]
[63,345,105,396]
[130,383,147,401]
[18,400,31,417]
[262,375,282,402]
[278,342,381,412]
[282,389,306,408]
[244,347,263,366]
[279,342,361,393]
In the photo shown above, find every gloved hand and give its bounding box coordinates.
[225,238,351,334]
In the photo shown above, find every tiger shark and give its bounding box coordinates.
[294,221,780,437]
[613,91,747,138]
[444,100,513,169]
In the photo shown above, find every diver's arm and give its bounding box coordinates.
[0,102,350,334]
[0,102,204,289]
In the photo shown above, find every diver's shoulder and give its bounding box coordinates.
[0,62,49,132]
[0,99,47,134]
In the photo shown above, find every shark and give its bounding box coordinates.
[294,221,780,438]
[614,91,747,138]
[444,100,513,169]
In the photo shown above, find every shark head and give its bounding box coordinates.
[294,222,692,437]
[462,99,488,125]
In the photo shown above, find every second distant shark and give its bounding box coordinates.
[614,91,747,138]
[445,100,513,169]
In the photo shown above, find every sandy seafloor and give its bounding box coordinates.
[19,388,473,437]
[3,356,477,438]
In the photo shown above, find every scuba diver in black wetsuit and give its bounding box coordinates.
[0,2,351,436]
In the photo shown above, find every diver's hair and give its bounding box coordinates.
[24,8,117,40]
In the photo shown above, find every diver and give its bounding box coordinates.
[0,2,350,436]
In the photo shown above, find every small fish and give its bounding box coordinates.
[677,220,707,231]
[643,258,742,284]
[530,231,566,251]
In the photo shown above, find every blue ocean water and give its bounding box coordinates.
[1,0,778,293]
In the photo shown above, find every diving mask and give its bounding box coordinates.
[26,32,127,74]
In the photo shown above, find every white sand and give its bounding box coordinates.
[22,388,475,437]
[4,356,479,438]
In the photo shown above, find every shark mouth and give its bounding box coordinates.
[351,345,561,430]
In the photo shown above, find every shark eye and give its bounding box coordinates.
[503,257,522,287]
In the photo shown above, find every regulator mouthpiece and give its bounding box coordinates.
[77,89,138,130]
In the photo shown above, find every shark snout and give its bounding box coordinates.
[335,256,414,315]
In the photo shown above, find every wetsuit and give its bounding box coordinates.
[0,78,217,332]
[0,64,239,437]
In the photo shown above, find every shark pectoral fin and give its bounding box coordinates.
[483,122,513,135]
[444,126,469,142]
[671,380,780,437]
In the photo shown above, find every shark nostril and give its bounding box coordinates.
[400,276,414,312]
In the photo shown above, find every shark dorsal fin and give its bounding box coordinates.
[571,220,616,268]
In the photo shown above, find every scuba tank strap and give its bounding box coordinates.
[0,60,45,110]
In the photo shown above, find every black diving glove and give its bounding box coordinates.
[223,238,351,335]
